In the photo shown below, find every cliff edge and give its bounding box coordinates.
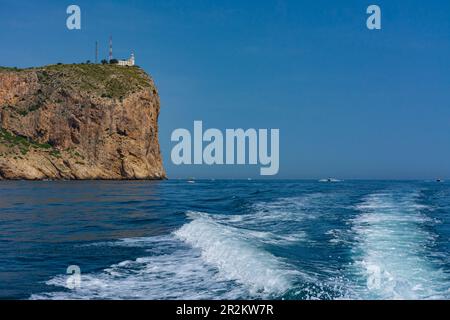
[0,64,166,180]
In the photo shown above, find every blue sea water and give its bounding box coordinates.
[0,180,449,300]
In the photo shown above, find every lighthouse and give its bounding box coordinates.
[118,52,135,67]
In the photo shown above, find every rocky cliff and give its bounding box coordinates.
[0,64,166,180]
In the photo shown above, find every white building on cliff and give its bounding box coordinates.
[118,53,135,66]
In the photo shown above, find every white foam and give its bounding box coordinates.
[352,192,449,300]
[174,211,303,296]
[31,199,310,300]
[31,235,249,300]
[30,195,336,300]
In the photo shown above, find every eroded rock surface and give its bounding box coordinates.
[0,64,166,180]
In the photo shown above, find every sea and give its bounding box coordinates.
[0,180,449,300]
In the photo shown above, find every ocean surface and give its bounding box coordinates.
[0,180,449,300]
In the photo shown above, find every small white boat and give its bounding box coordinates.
[319,178,341,183]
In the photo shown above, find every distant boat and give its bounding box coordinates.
[436,178,444,183]
[187,177,195,184]
[319,178,341,183]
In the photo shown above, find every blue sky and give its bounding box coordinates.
[0,0,449,179]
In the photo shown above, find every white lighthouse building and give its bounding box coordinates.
[118,53,135,66]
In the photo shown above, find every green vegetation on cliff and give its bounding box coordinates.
[0,128,53,156]
[0,63,154,100]
[0,66,21,72]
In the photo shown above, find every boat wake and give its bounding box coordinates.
[31,198,311,300]
[30,190,450,300]
[174,211,303,296]
[351,191,449,299]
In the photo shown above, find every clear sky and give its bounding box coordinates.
[1,0,449,179]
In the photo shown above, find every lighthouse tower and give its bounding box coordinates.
[118,52,135,66]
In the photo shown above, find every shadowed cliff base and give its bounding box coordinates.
[0,64,166,180]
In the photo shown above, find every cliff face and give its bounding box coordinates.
[0,64,166,180]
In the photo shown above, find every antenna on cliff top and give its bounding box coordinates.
[109,36,113,62]
[95,41,98,64]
